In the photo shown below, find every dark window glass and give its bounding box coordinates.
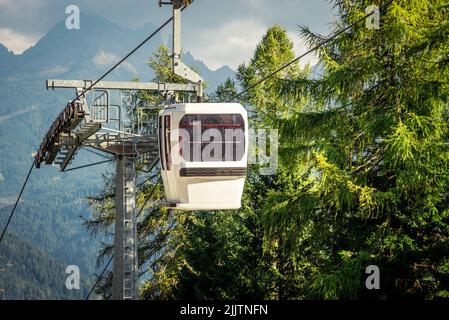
[164,115,172,170]
[179,114,245,162]
[158,116,165,170]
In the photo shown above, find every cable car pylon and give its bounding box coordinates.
[34,0,248,299]
[35,0,202,300]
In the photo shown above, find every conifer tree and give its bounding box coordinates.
[265,0,449,299]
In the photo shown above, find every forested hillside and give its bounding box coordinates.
[0,232,89,299]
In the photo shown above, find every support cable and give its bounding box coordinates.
[235,0,394,98]
[72,4,191,103]
[81,147,114,160]
[64,160,114,173]
[36,2,193,168]
[0,161,35,245]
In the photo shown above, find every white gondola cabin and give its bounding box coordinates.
[159,103,248,210]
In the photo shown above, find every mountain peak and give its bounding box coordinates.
[0,14,234,91]
[0,43,13,56]
[0,43,15,74]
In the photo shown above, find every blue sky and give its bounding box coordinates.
[0,0,335,70]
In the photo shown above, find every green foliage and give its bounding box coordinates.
[208,78,239,103]
[0,232,90,299]
[89,1,449,300]
[141,208,276,299]
[237,25,305,125]
[265,0,449,299]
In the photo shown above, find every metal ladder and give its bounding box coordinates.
[113,155,138,300]
[123,160,138,300]
[54,146,77,170]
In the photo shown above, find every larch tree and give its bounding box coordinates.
[237,25,313,299]
[264,0,449,299]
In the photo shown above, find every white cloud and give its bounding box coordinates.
[287,31,319,67]
[186,20,320,71]
[0,0,332,68]
[0,27,40,54]
[187,19,267,71]
[0,170,4,182]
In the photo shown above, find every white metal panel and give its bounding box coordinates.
[159,103,248,210]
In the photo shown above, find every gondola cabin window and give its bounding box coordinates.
[159,116,165,170]
[164,115,172,170]
[179,114,245,162]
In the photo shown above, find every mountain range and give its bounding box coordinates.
[0,14,234,88]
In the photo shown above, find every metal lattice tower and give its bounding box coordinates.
[113,155,138,300]
[34,0,202,300]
